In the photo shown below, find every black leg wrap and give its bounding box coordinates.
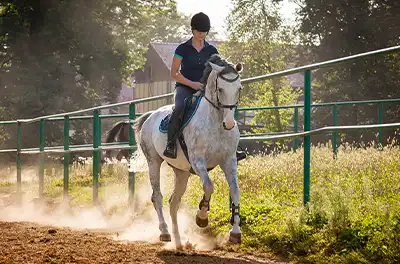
[198,195,211,211]
[196,195,210,228]
[230,203,241,226]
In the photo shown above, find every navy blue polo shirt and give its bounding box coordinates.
[174,38,219,89]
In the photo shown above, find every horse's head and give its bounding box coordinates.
[202,54,243,130]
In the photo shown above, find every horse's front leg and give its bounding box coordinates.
[221,156,242,243]
[191,157,213,228]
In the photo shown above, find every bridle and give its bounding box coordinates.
[203,71,241,111]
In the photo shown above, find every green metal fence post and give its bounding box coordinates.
[128,103,136,204]
[63,116,70,200]
[303,70,311,205]
[39,119,45,198]
[332,105,338,158]
[92,110,100,204]
[293,107,299,152]
[16,121,22,197]
[378,103,383,148]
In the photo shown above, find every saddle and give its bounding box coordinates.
[159,94,202,134]
[159,94,214,174]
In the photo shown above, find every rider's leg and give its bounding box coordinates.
[163,107,183,158]
[163,85,196,159]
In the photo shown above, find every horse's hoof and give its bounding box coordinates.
[160,233,171,242]
[229,232,242,244]
[176,245,184,251]
[184,241,194,250]
[196,215,208,228]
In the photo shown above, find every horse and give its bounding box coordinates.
[133,54,243,249]
[103,120,131,162]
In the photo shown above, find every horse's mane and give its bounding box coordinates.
[200,54,238,84]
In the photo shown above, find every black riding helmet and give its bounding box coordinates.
[191,12,211,32]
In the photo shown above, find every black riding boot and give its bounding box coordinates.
[163,108,183,159]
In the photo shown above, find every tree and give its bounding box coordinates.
[221,0,301,135]
[296,0,400,144]
[0,0,187,151]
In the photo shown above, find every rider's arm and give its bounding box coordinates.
[170,55,202,90]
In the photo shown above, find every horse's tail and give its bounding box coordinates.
[105,120,129,143]
[133,111,153,144]
[104,120,129,160]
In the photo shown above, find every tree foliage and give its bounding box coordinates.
[0,0,187,150]
[221,0,301,134]
[296,0,400,143]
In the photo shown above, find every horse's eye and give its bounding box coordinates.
[218,88,223,93]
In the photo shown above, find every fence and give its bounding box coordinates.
[0,94,173,204]
[239,98,400,154]
[240,45,400,204]
[1,45,400,206]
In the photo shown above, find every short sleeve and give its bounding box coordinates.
[210,45,219,55]
[174,44,185,59]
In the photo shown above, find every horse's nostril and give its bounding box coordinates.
[223,122,235,130]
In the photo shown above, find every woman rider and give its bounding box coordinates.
[163,12,246,162]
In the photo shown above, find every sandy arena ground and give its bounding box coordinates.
[0,221,289,264]
[0,160,290,264]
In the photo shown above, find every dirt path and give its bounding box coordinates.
[0,221,289,264]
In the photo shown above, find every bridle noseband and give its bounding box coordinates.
[203,72,241,111]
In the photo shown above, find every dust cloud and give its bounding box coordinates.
[0,153,227,251]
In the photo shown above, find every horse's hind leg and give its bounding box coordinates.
[141,142,171,242]
[169,168,190,249]
[149,161,171,241]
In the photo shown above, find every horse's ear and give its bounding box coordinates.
[235,63,243,73]
[209,62,225,73]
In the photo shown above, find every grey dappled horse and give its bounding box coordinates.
[133,54,243,249]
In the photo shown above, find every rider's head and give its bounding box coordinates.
[191,12,210,40]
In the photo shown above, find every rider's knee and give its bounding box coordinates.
[174,102,185,112]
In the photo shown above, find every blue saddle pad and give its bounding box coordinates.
[159,94,203,133]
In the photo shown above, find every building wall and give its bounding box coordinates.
[135,81,175,113]
[134,45,172,84]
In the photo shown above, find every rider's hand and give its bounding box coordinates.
[191,81,203,91]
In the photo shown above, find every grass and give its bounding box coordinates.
[1,144,400,263]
